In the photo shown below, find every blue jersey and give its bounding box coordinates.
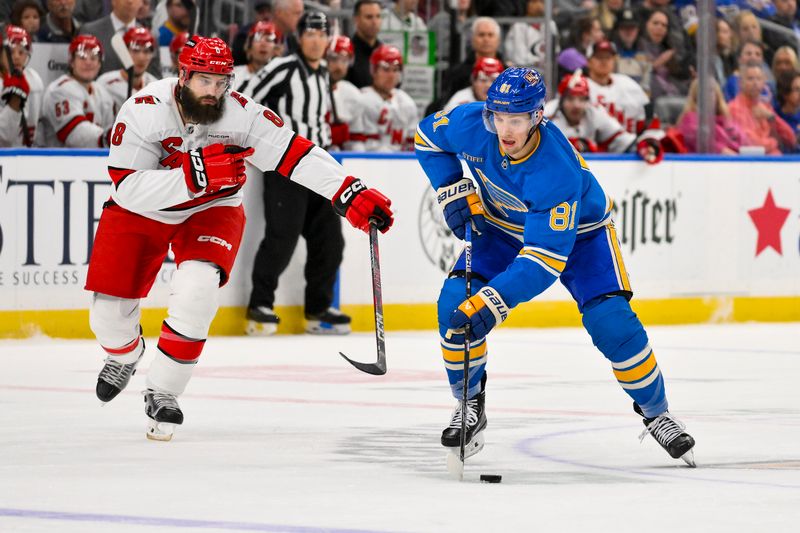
[415,102,613,309]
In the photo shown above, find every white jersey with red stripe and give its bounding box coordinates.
[586,74,649,134]
[0,66,44,147]
[37,74,115,147]
[348,86,418,152]
[544,98,635,153]
[442,86,476,113]
[107,77,350,224]
[331,79,362,126]
[97,69,159,116]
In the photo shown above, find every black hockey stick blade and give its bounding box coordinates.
[339,222,386,375]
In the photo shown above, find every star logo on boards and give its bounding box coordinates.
[747,189,791,256]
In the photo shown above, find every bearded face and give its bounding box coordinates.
[178,80,226,124]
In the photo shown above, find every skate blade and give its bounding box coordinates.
[246,321,277,336]
[146,420,177,442]
[305,322,351,335]
[681,449,696,468]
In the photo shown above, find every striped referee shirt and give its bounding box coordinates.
[245,54,332,148]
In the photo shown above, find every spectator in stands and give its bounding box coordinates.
[381,0,427,31]
[774,70,800,141]
[593,0,624,35]
[771,46,800,81]
[428,0,475,63]
[37,0,81,43]
[714,18,738,85]
[271,0,304,56]
[729,63,796,154]
[136,0,153,28]
[764,0,800,56]
[473,0,524,17]
[10,0,44,39]
[349,44,418,152]
[637,8,691,99]
[557,16,603,76]
[81,0,162,78]
[73,0,105,24]
[442,16,505,101]
[634,0,687,60]
[443,56,503,112]
[675,78,745,154]
[734,10,770,63]
[0,25,43,147]
[327,35,361,150]
[504,0,558,71]
[37,34,115,147]
[157,0,189,46]
[585,39,651,134]
[613,7,651,93]
[347,0,383,88]
[97,26,158,115]
[724,40,774,102]
[232,21,280,93]
[168,31,188,75]
[231,1,272,65]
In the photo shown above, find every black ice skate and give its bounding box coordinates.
[305,307,351,335]
[634,402,696,467]
[246,306,280,336]
[96,337,145,403]
[143,389,184,442]
[441,389,487,459]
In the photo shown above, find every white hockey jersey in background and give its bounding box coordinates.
[348,86,418,152]
[0,66,44,147]
[97,69,159,116]
[544,98,635,153]
[37,74,115,147]
[586,74,650,134]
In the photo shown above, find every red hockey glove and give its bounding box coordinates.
[182,143,254,195]
[2,72,30,108]
[436,177,487,240]
[569,137,598,153]
[330,122,349,147]
[449,286,509,342]
[637,138,664,165]
[332,175,394,233]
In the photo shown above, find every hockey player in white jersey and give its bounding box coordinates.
[37,34,115,147]
[232,21,281,93]
[97,27,159,116]
[545,71,663,162]
[85,36,394,441]
[0,25,43,147]
[585,40,651,134]
[443,57,504,113]
[349,44,418,152]
[327,35,361,150]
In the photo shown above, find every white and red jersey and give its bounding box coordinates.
[107,77,350,224]
[0,66,44,147]
[232,64,257,93]
[443,87,476,113]
[97,69,159,116]
[348,86,418,152]
[37,74,115,148]
[586,73,650,134]
[331,79,362,127]
[544,98,635,153]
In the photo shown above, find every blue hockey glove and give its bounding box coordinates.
[449,286,509,341]
[436,178,487,239]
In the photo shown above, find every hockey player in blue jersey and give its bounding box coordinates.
[415,67,696,466]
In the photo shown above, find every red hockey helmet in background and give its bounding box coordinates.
[328,35,354,58]
[370,44,403,70]
[69,34,104,60]
[4,25,32,53]
[178,35,234,81]
[471,57,504,80]
[169,32,190,57]
[248,20,281,42]
[123,26,156,51]
[558,71,590,99]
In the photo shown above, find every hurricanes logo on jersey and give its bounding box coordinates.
[159,137,183,169]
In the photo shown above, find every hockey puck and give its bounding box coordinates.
[479,474,502,483]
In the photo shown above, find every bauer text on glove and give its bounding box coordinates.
[436,177,487,239]
[332,175,394,233]
[449,286,509,341]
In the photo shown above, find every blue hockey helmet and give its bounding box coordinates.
[483,67,547,133]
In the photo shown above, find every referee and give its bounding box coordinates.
[245,10,351,336]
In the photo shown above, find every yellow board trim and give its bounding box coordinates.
[613,352,657,383]
[1,296,799,339]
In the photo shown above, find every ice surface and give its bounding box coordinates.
[1,323,799,532]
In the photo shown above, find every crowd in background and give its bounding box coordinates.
[2,0,800,155]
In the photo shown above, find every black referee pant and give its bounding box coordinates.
[249,170,344,316]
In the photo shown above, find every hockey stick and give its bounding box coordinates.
[339,221,387,375]
[2,44,31,147]
[110,32,135,100]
